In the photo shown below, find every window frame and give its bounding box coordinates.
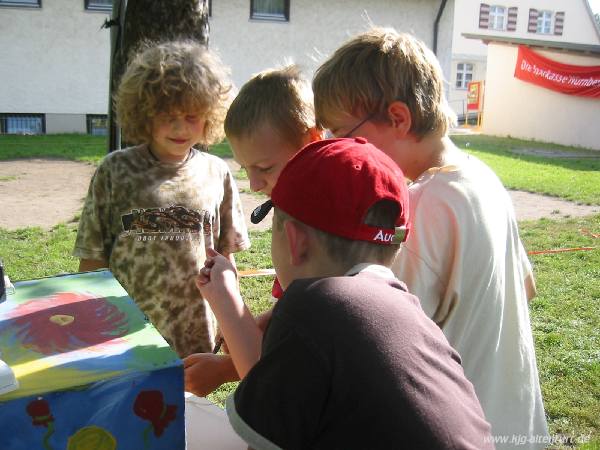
[0,0,41,8]
[489,5,507,30]
[536,10,553,34]
[86,114,109,136]
[455,63,474,90]
[250,0,289,22]
[0,113,45,135]
[84,0,111,12]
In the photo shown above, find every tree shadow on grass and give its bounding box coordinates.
[451,135,600,172]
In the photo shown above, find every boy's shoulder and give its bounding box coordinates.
[97,144,146,169]
[277,273,418,325]
[190,147,230,170]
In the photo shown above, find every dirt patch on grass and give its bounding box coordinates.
[509,148,600,159]
[0,158,272,232]
[0,158,597,231]
[0,159,96,231]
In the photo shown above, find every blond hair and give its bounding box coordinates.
[313,28,456,139]
[274,200,401,270]
[115,40,232,145]
[224,65,316,149]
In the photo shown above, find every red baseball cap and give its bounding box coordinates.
[251,137,410,244]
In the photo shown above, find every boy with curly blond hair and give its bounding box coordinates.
[74,40,250,358]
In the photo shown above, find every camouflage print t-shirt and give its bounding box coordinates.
[74,144,250,357]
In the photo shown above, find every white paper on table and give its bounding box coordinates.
[185,392,247,450]
[0,355,18,395]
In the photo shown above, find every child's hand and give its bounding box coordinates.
[183,353,239,396]
[196,248,238,304]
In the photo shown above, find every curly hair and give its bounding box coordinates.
[115,40,232,145]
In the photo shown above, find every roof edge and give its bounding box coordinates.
[462,33,600,55]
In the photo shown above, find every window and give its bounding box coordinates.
[0,0,40,7]
[0,114,45,135]
[456,63,474,89]
[250,0,289,21]
[87,115,108,136]
[536,10,552,34]
[85,0,111,11]
[489,5,507,30]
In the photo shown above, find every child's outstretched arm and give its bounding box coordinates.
[196,248,262,378]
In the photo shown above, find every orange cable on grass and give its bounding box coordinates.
[527,228,598,255]
[528,247,597,255]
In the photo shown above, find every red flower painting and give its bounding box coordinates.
[5,292,128,355]
[26,398,54,427]
[26,398,56,450]
[134,390,177,437]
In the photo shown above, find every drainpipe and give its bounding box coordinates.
[433,0,448,55]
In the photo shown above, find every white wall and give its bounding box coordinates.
[209,0,454,92]
[0,0,454,133]
[0,0,111,116]
[482,43,600,150]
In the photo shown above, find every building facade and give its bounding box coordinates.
[449,0,600,120]
[0,0,454,135]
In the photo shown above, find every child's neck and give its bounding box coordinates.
[147,144,192,164]
[410,133,459,179]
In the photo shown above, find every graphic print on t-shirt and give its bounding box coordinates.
[121,205,213,243]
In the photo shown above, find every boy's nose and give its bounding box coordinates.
[249,175,266,194]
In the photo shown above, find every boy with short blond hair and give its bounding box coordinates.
[224,64,321,196]
[313,27,548,448]
[224,64,318,150]
[196,138,493,449]
[183,64,322,395]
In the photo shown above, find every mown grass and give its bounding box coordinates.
[0,134,234,165]
[522,215,599,448]
[0,134,107,164]
[451,135,600,205]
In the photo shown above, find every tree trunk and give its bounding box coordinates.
[107,0,210,152]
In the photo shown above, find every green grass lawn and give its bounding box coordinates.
[0,134,234,165]
[451,135,600,205]
[1,134,599,448]
[0,134,107,164]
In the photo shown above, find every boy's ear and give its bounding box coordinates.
[302,127,324,146]
[283,220,310,265]
[387,101,412,138]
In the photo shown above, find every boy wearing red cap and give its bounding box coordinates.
[312,28,547,448]
[196,138,493,449]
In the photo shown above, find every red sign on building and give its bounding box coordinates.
[467,81,483,111]
[514,45,600,98]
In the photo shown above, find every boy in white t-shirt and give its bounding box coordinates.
[313,27,548,448]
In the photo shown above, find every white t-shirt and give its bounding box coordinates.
[393,151,548,449]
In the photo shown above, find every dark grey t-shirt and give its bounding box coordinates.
[227,271,493,450]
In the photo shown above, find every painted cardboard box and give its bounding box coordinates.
[0,270,185,450]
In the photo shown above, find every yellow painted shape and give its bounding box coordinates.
[68,426,117,450]
[49,314,75,326]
